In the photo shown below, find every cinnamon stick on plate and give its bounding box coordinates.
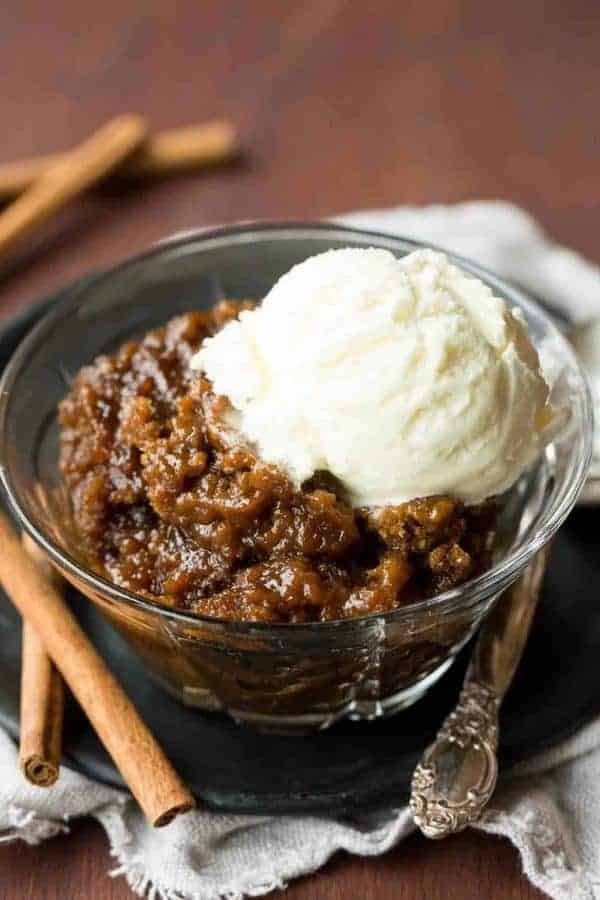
[0,114,147,258]
[0,513,195,826]
[19,537,65,787]
[0,120,238,199]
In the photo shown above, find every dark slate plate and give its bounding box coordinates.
[0,289,599,816]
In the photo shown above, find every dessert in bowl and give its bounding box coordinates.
[0,223,592,732]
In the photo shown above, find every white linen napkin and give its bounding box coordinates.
[2,201,599,900]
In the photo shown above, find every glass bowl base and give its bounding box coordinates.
[152,654,458,735]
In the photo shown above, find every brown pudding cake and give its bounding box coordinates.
[58,300,497,624]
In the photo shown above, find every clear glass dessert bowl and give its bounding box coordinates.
[0,223,592,733]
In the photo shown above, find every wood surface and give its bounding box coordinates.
[1,0,598,896]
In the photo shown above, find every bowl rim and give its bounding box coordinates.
[0,219,593,633]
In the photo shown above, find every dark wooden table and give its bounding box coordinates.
[1,1,598,896]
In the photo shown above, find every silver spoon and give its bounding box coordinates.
[410,545,551,838]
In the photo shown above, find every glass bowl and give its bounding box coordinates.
[0,222,592,733]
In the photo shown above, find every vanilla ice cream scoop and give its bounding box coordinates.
[191,247,553,507]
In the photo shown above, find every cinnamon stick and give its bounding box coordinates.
[0,513,195,826]
[19,621,64,787]
[0,120,238,199]
[0,114,148,258]
[19,536,65,787]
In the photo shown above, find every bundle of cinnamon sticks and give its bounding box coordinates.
[0,115,238,257]
[0,114,239,825]
[0,518,194,826]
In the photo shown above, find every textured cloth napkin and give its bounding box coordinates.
[2,201,600,900]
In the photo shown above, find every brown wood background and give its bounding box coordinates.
[0,0,598,897]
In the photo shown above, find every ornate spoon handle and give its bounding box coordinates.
[410,546,550,839]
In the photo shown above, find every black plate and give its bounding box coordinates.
[0,289,598,816]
